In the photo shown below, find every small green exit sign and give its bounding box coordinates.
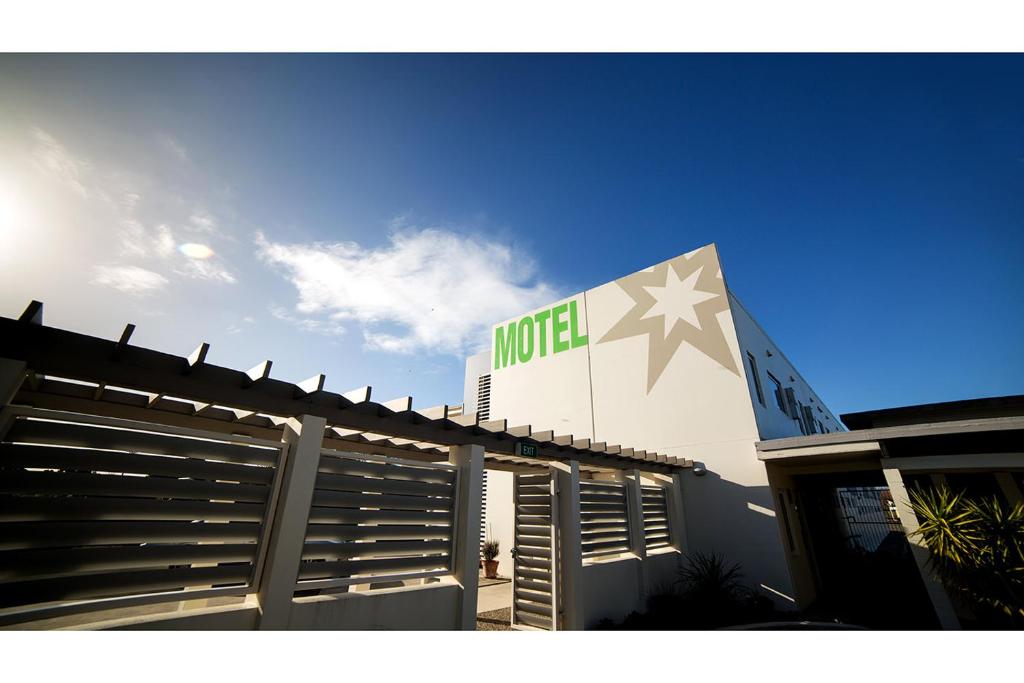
[514,442,539,457]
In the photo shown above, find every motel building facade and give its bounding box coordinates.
[466,243,1024,629]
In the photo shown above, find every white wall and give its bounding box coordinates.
[483,469,515,574]
[288,583,461,630]
[488,293,595,436]
[463,351,490,416]
[97,603,258,630]
[582,557,644,626]
[581,551,682,627]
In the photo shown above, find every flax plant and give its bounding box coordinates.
[909,484,1024,626]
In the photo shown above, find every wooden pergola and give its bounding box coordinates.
[1,301,690,475]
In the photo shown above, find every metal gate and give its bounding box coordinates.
[799,480,936,628]
[511,470,558,630]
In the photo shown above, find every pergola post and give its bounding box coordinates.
[0,358,27,407]
[449,443,485,630]
[256,414,327,629]
[0,358,28,439]
[552,460,584,629]
[882,466,961,629]
[625,470,648,559]
[667,471,688,553]
[625,469,649,604]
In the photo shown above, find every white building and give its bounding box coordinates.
[464,242,843,607]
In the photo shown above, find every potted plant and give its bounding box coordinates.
[482,540,500,579]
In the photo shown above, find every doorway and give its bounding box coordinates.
[796,470,939,629]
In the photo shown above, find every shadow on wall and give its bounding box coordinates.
[678,467,797,609]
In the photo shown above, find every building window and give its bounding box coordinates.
[801,405,816,435]
[767,372,785,412]
[746,352,765,407]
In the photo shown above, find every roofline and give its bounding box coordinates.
[756,414,1024,453]
[841,394,1024,430]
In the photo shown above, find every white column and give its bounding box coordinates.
[256,414,327,630]
[625,469,649,605]
[552,460,584,629]
[449,443,485,630]
[666,472,688,553]
[0,358,27,407]
[625,470,648,560]
[0,359,28,440]
[882,466,961,629]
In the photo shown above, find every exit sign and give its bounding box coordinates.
[514,442,539,457]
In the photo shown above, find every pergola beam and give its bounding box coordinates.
[0,312,686,474]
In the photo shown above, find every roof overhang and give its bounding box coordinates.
[757,415,1024,468]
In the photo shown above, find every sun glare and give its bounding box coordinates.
[179,243,214,259]
[0,183,22,234]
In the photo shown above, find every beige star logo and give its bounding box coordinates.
[598,245,739,393]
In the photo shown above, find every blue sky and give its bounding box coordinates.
[0,54,1021,417]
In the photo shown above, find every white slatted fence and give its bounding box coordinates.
[0,406,284,624]
[295,449,458,591]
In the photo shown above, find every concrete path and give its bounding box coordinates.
[476,580,512,614]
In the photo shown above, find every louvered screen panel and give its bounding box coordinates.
[480,469,488,552]
[579,480,629,558]
[641,485,671,550]
[0,409,282,613]
[513,472,554,630]
[475,374,491,421]
[298,450,457,589]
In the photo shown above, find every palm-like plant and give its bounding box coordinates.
[908,484,1024,625]
[677,552,746,603]
[967,497,1024,572]
[908,486,983,567]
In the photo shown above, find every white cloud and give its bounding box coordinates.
[175,258,236,284]
[91,265,169,295]
[158,134,189,163]
[257,228,561,355]
[269,305,347,337]
[117,219,150,257]
[190,211,216,232]
[31,127,91,198]
[154,225,176,257]
[121,193,142,211]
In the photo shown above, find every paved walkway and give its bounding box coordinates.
[476,579,512,614]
